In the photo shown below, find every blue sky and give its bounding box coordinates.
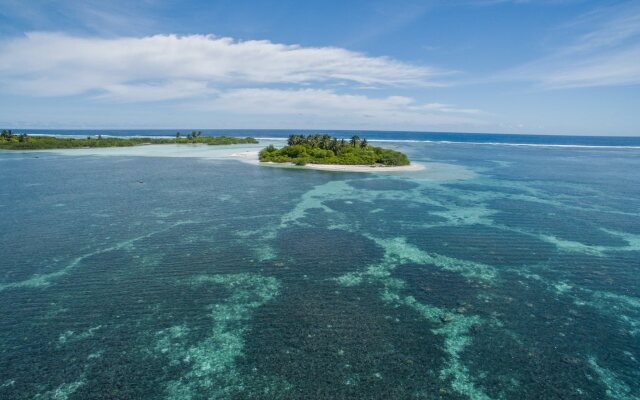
[0,0,638,135]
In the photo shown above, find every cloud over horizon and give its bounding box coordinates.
[201,88,484,128]
[0,31,483,128]
[0,32,448,99]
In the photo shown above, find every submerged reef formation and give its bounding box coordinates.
[1,144,639,399]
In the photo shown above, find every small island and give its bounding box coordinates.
[259,134,410,167]
[0,130,257,150]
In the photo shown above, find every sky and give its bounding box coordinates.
[0,0,638,135]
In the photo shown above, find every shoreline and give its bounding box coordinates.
[8,135,639,150]
[230,150,424,172]
[283,162,425,173]
[6,145,424,173]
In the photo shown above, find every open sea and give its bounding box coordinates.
[12,129,640,147]
[1,130,639,399]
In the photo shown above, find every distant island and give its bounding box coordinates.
[0,130,257,150]
[259,134,410,166]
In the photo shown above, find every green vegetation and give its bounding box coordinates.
[0,130,257,150]
[259,134,410,166]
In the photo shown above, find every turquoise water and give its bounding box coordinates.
[0,141,639,399]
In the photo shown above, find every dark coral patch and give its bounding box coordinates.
[347,178,419,191]
[408,225,555,267]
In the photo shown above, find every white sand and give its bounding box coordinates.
[40,146,422,173]
[29,143,472,179]
[292,162,425,173]
[229,150,261,159]
[228,150,425,172]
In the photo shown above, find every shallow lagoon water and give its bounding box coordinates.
[1,141,639,399]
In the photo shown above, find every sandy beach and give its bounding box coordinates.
[290,162,425,172]
[230,150,425,172]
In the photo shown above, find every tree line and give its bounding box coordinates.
[287,134,368,151]
[0,131,257,150]
[175,131,203,140]
[1,130,29,142]
[260,134,409,166]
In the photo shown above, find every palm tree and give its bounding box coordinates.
[176,132,181,139]
[288,134,304,146]
[1,130,14,140]
[308,135,321,148]
[330,138,339,152]
[350,135,361,147]
[360,138,368,149]
[320,134,331,149]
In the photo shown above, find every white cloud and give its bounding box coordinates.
[506,2,640,88]
[529,47,640,89]
[0,31,486,130]
[0,32,447,99]
[96,81,215,102]
[200,88,484,128]
[420,102,481,114]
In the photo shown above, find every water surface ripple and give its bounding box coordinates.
[1,142,639,399]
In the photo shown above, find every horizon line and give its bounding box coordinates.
[7,127,640,138]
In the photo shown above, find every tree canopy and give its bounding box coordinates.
[0,132,257,150]
[259,134,410,166]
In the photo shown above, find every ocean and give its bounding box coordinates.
[12,128,640,147]
[0,133,639,399]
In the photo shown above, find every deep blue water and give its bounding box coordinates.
[1,140,639,399]
[13,128,640,147]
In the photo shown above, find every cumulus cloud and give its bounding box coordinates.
[0,31,486,129]
[0,32,448,99]
[96,81,216,102]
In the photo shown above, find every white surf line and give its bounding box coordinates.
[366,139,640,150]
[15,134,640,149]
